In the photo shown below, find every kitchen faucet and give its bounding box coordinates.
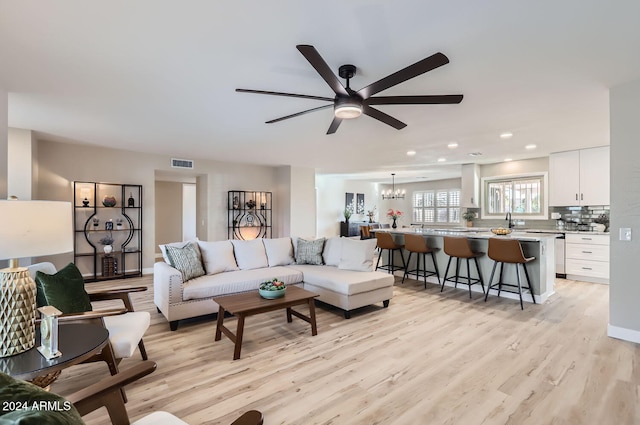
[506,212,514,228]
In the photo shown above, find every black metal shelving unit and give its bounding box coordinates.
[227,190,272,240]
[73,181,143,282]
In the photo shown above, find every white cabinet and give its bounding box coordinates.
[549,146,609,206]
[565,233,609,283]
[461,163,480,207]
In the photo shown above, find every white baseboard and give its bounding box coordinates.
[142,267,154,275]
[607,324,640,344]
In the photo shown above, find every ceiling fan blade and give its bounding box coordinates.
[362,105,407,130]
[236,88,333,102]
[326,117,342,134]
[366,94,463,105]
[357,52,450,99]
[296,45,349,96]
[265,104,333,124]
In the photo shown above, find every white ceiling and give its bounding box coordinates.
[2,1,639,184]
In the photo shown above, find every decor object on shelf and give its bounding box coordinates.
[462,210,476,227]
[127,192,135,207]
[80,187,91,207]
[382,173,405,200]
[99,235,114,254]
[0,199,73,358]
[92,217,99,227]
[116,218,123,229]
[246,199,256,209]
[386,209,403,229]
[259,278,287,299]
[236,44,462,135]
[102,195,116,207]
[105,218,113,230]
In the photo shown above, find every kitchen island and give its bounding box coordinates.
[373,228,561,304]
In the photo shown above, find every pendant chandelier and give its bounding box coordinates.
[381,173,405,200]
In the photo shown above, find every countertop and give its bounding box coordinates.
[375,227,562,242]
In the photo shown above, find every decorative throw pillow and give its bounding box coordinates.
[197,240,239,275]
[295,238,326,265]
[0,372,85,424]
[158,239,201,264]
[230,239,269,270]
[35,263,92,313]
[263,238,295,267]
[338,238,377,272]
[322,236,342,267]
[165,242,205,281]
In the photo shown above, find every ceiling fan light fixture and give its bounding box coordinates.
[334,98,363,119]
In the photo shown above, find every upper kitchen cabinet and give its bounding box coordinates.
[549,146,610,206]
[461,163,480,207]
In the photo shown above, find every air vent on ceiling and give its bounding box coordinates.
[171,158,194,169]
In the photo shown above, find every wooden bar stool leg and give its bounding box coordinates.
[522,263,536,304]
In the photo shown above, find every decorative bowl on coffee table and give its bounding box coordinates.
[259,279,286,299]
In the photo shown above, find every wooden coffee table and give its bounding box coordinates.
[213,286,319,360]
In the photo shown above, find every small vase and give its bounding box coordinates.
[104,245,113,254]
[392,218,397,229]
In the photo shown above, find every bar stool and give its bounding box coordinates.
[441,236,485,298]
[402,233,441,288]
[485,237,536,310]
[375,232,406,274]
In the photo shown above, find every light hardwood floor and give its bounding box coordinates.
[52,276,639,425]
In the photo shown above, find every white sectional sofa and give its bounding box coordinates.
[153,236,394,330]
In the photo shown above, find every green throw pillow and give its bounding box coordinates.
[0,372,85,425]
[35,263,92,313]
[165,242,205,282]
[295,238,326,265]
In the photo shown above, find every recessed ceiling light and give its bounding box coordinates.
[437,158,446,162]
[406,150,416,156]
[504,158,513,162]
[500,132,513,139]
[468,152,483,157]
[525,144,537,150]
[447,142,458,149]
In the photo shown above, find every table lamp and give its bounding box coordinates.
[0,199,73,358]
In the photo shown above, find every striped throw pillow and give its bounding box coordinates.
[165,242,205,281]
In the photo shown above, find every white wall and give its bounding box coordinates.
[609,77,640,343]
[155,181,183,253]
[0,89,7,200]
[315,176,379,237]
[34,139,282,271]
[182,183,197,241]
[7,128,35,199]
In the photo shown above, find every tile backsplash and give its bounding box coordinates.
[464,205,610,232]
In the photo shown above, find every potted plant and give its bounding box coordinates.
[98,235,115,254]
[343,208,352,223]
[462,210,476,227]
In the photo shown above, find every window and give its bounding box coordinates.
[482,173,547,219]
[413,189,460,224]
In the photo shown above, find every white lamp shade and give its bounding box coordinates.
[0,200,73,260]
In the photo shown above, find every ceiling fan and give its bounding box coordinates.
[236,45,463,135]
